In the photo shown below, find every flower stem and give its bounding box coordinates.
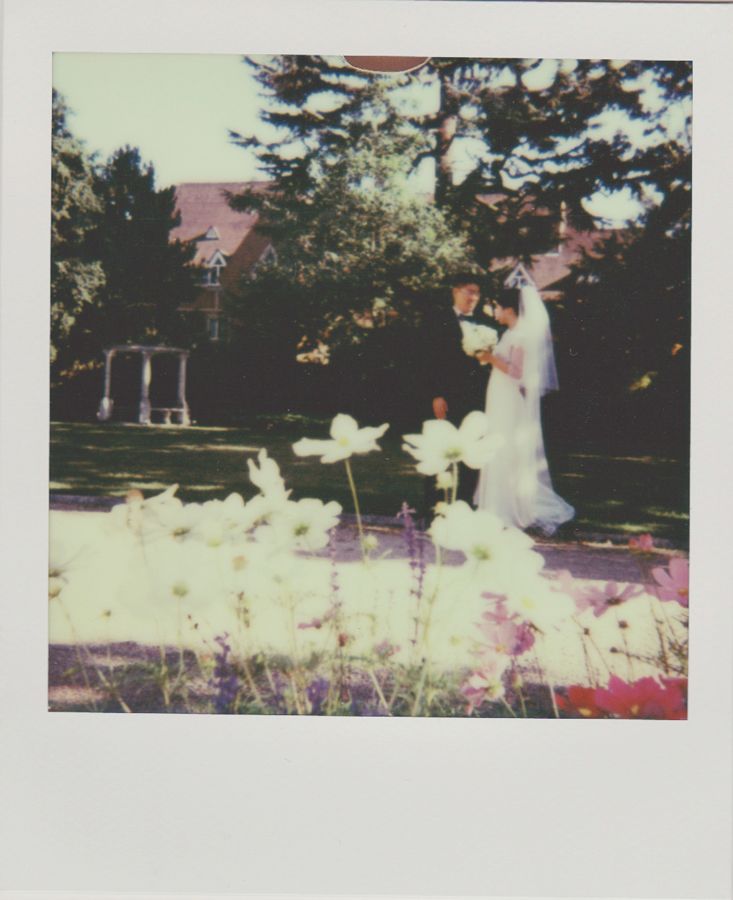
[500,696,518,718]
[368,668,392,716]
[533,646,559,719]
[344,458,367,562]
[55,598,98,712]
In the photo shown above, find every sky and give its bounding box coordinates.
[53,54,690,225]
[53,54,266,186]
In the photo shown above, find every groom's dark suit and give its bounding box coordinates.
[420,298,493,510]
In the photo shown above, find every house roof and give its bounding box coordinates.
[170,182,270,266]
[490,223,613,293]
[171,181,613,293]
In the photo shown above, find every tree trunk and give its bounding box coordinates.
[434,70,457,208]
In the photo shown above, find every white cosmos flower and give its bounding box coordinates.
[145,499,204,541]
[198,493,253,537]
[148,539,228,612]
[293,414,389,464]
[247,449,290,501]
[503,573,576,631]
[430,501,544,590]
[139,493,255,547]
[256,498,342,552]
[236,493,284,532]
[402,411,502,476]
[107,483,182,534]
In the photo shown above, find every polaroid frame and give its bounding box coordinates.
[1,1,732,898]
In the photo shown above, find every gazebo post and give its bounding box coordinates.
[97,348,116,421]
[138,350,153,424]
[177,351,191,426]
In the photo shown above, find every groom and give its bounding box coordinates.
[421,271,493,509]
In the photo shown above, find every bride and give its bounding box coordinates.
[474,282,574,535]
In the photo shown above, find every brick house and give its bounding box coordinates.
[171,183,609,343]
[171,182,274,340]
[484,199,611,299]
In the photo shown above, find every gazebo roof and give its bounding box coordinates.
[107,344,189,354]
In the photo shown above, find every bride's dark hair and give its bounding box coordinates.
[495,287,521,314]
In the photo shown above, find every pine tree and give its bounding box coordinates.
[553,61,691,436]
[231,57,678,265]
[85,146,199,351]
[51,90,105,370]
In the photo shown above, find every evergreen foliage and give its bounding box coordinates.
[224,57,691,433]
[85,146,200,351]
[51,90,105,368]
[51,98,202,417]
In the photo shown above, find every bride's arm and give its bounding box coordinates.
[478,346,524,379]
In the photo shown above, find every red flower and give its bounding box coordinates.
[595,675,687,720]
[555,685,603,718]
[629,533,654,554]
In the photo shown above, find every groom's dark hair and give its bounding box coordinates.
[449,270,483,287]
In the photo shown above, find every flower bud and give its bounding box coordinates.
[362,534,378,553]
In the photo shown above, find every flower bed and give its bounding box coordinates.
[49,414,688,717]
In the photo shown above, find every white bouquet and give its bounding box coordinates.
[460,321,499,359]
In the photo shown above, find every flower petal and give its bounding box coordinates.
[329,413,358,441]
[293,438,337,458]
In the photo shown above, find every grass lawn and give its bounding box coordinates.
[50,416,689,544]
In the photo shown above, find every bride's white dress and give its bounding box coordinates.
[474,324,574,534]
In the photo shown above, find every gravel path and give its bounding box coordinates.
[50,494,679,583]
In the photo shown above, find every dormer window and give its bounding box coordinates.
[505,263,534,289]
[204,226,220,240]
[201,249,227,287]
[202,266,223,286]
[251,244,277,279]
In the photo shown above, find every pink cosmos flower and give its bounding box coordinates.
[570,580,643,618]
[297,602,341,630]
[594,675,687,720]
[553,569,578,597]
[478,595,535,656]
[651,557,689,608]
[460,656,510,714]
[374,639,400,660]
[477,616,535,656]
[480,593,512,622]
[629,533,655,554]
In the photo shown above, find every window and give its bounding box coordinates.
[200,250,227,286]
[201,265,223,286]
[207,317,221,341]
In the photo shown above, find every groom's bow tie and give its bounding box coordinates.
[457,313,477,323]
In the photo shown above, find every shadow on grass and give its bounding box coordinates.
[50,418,689,543]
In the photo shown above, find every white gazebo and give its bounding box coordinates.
[97,344,191,426]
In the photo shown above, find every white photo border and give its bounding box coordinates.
[1,1,732,898]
